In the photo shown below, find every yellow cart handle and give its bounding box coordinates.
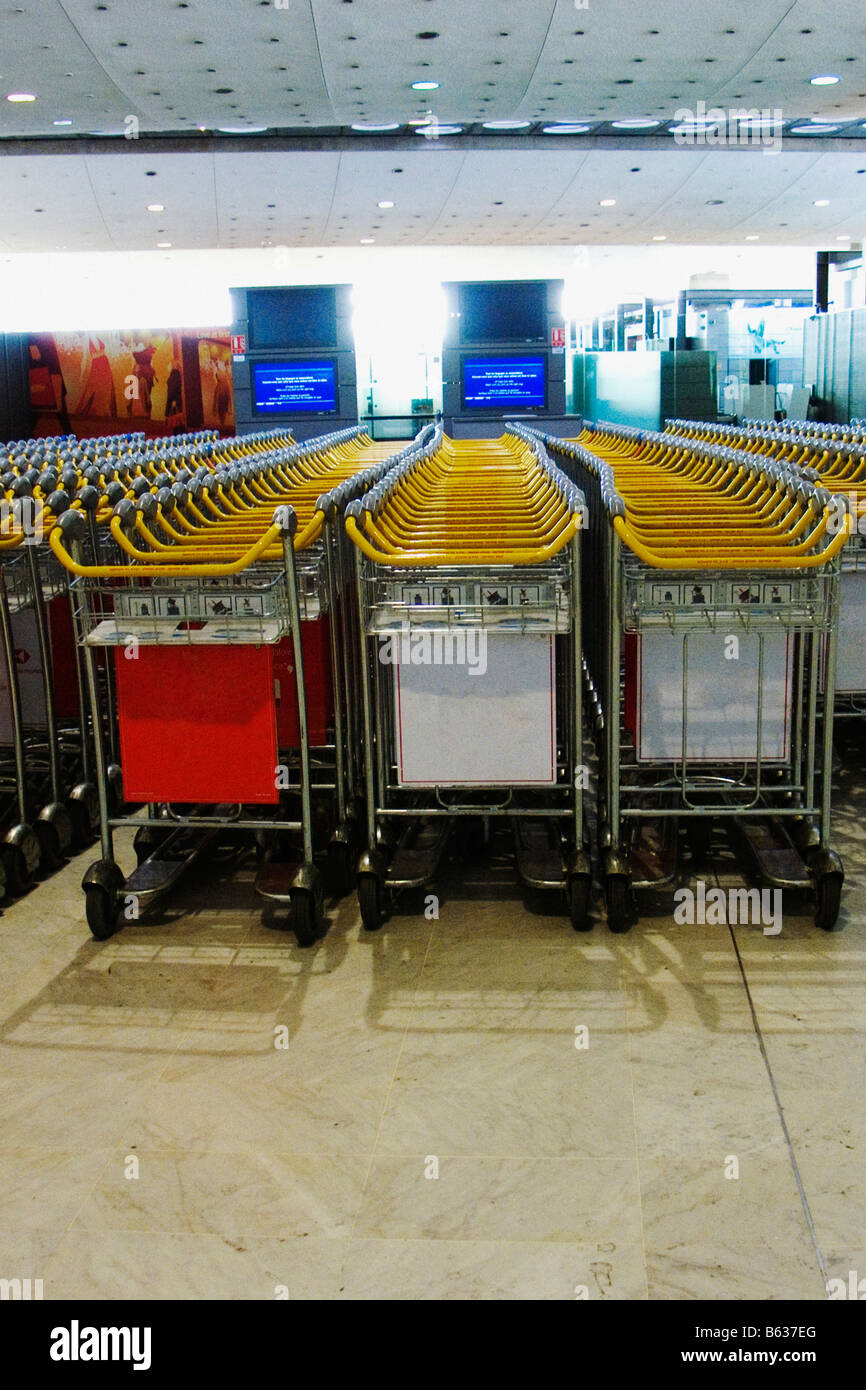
[612,512,850,568]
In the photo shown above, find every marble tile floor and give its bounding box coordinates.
[0,780,863,1302]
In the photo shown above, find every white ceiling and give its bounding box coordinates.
[4,0,866,133]
[1,0,865,251]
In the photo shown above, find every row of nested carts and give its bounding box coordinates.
[0,412,852,941]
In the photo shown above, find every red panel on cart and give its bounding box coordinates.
[274,618,333,748]
[114,645,279,803]
[48,594,80,719]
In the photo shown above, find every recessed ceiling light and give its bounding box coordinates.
[737,114,782,127]
[482,119,531,130]
[352,122,400,131]
[542,123,592,134]
[611,118,660,129]
[146,203,165,212]
[790,123,840,134]
[810,74,840,85]
[377,200,395,208]
[52,118,73,126]
[360,237,375,244]
[652,234,667,241]
[217,125,267,133]
[156,241,172,248]
[413,124,462,135]
[6,92,36,102]
[599,198,616,207]
[837,233,852,240]
[745,234,760,240]
[813,198,831,206]
[411,81,440,91]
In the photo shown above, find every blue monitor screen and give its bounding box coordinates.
[252,360,337,414]
[462,355,546,410]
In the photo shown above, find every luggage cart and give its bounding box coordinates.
[49,428,419,944]
[666,419,866,724]
[541,427,848,932]
[345,428,591,932]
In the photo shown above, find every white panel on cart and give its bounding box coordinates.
[835,571,866,694]
[0,608,47,737]
[394,631,555,786]
[638,630,791,762]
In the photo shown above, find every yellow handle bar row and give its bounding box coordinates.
[567,427,849,569]
[47,433,393,577]
[344,434,584,568]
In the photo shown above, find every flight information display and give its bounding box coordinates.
[252,360,337,414]
[461,355,547,410]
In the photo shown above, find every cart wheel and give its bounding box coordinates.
[327,838,354,898]
[815,873,844,932]
[605,874,632,934]
[85,885,120,941]
[358,873,385,932]
[291,890,319,948]
[2,844,31,898]
[567,874,593,932]
[68,798,97,850]
[36,822,64,873]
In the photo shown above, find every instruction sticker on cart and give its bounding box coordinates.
[635,630,792,762]
[393,631,556,786]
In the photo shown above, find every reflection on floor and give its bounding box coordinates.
[1,748,865,1301]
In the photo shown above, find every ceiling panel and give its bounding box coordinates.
[0,0,864,136]
[0,144,864,254]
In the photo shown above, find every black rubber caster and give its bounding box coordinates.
[327,837,354,898]
[36,820,65,873]
[358,873,386,931]
[567,874,593,931]
[68,792,98,849]
[605,874,632,934]
[84,884,121,941]
[815,872,843,931]
[290,889,319,947]
[2,843,33,898]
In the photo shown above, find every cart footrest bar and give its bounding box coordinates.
[512,816,566,890]
[385,818,452,889]
[630,817,679,889]
[725,817,812,890]
[126,829,218,903]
